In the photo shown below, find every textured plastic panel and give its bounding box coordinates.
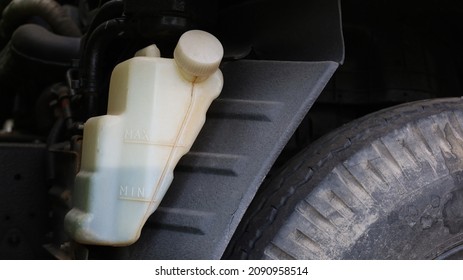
[128,60,338,259]
[0,143,50,259]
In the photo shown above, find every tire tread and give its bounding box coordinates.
[224,98,463,259]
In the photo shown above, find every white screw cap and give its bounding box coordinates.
[174,30,223,81]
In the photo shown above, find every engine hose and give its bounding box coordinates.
[46,117,65,180]
[80,17,130,119]
[11,24,80,65]
[0,0,81,43]
[0,0,11,14]
[81,0,123,50]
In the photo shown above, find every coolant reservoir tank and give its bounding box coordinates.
[64,30,224,246]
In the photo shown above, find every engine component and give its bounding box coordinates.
[79,17,130,119]
[0,0,81,46]
[9,24,80,66]
[64,30,224,246]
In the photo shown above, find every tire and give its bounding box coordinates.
[225,98,463,259]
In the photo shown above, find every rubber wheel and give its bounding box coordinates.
[225,98,463,259]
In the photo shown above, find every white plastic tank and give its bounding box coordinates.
[64,30,224,246]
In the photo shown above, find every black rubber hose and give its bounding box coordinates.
[0,0,82,42]
[46,117,65,180]
[87,0,123,34]
[81,0,123,50]
[11,24,80,65]
[80,17,129,118]
[0,0,11,14]
[0,24,80,102]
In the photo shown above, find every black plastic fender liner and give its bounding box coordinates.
[128,60,339,259]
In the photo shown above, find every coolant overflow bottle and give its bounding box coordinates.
[64,30,224,246]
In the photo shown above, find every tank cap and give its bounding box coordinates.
[174,30,223,81]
